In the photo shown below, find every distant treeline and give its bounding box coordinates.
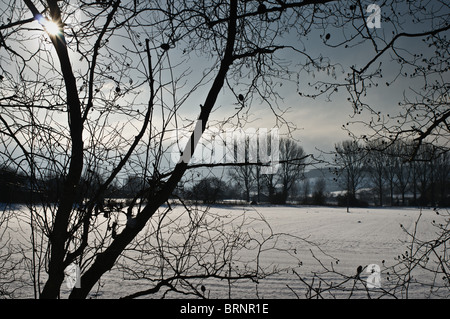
[332,140,450,208]
[176,140,450,208]
[0,166,120,204]
[1,139,448,208]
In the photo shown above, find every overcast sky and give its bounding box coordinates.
[199,5,434,162]
[2,1,447,176]
[236,3,448,164]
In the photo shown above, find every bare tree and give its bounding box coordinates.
[330,1,450,160]
[264,137,306,204]
[391,141,414,206]
[0,0,335,298]
[383,149,397,206]
[385,209,449,298]
[191,176,228,204]
[229,135,255,202]
[301,178,310,205]
[277,138,307,204]
[366,139,388,206]
[435,153,450,207]
[414,143,436,206]
[1,0,447,299]
[333,140,366,211]
[312,177,327,205]
[0,205,20,298]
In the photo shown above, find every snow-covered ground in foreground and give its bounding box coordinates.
[235,205,447,299]
[186,205,446,299]
[3,205,448,299]
[81,206,448,299]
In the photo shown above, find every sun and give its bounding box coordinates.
[36,14,61,36]
[43,19,61,36]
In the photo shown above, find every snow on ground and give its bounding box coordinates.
[184,205,446,299]
[2,205,447,299]
[82,205,447,299]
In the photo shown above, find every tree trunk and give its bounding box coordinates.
[32,0,84,299]
[69,0,238,298]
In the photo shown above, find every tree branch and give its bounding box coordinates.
[357,24,450,75]
[68,0,239,299]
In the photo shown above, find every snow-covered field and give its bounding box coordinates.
[173,205,447,299]
[233,205,448,299]
[2,205,448,299]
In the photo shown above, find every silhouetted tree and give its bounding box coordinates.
[192,176,228,204]
[264,138,306,204]
[1,0,447,299]
[333,140,366,211]
[312,177,327,205]
[366,139,388,206]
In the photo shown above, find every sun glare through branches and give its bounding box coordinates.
[37,15,61,36]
